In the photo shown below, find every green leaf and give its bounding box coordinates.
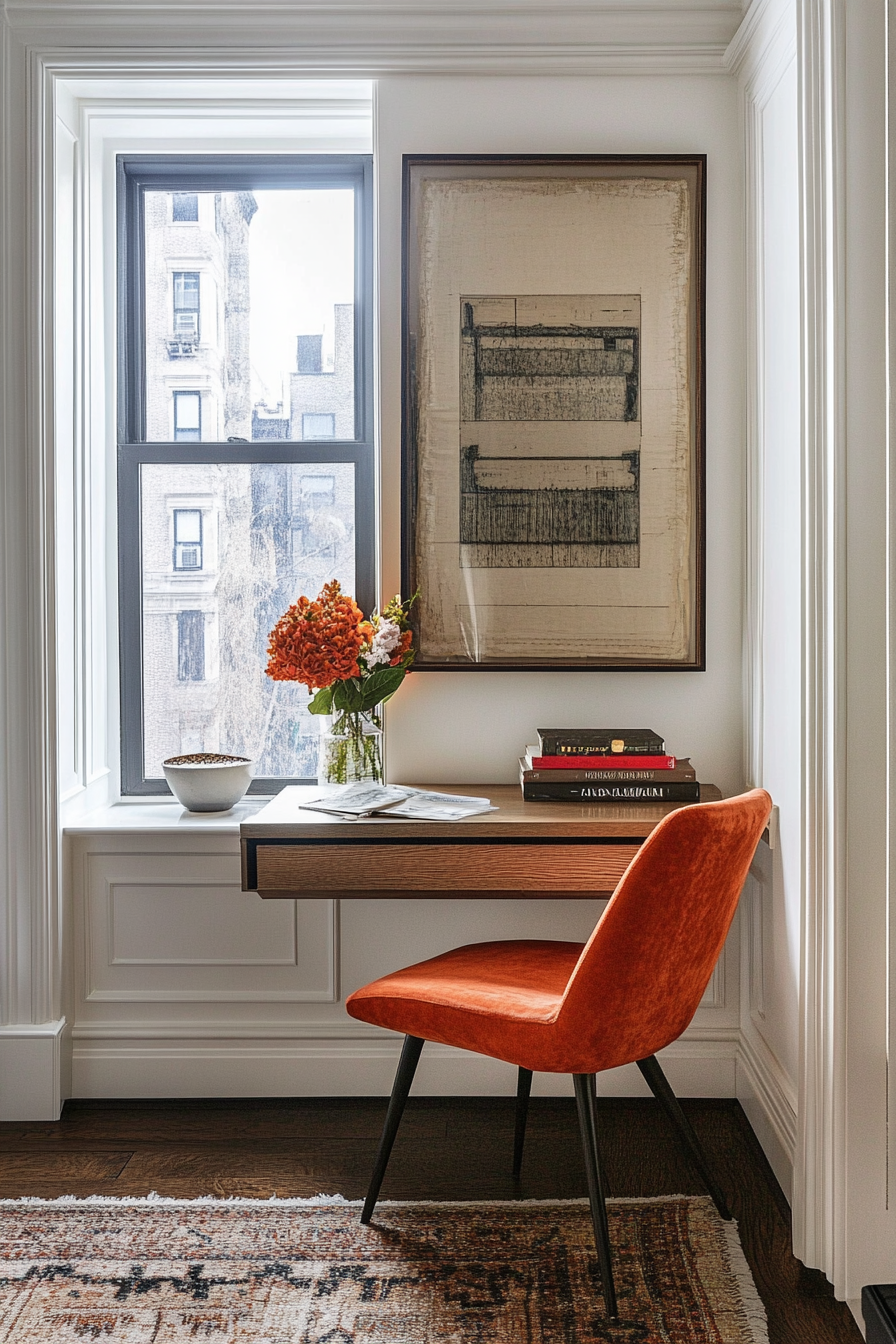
[333,678,364,713]
[307,686,333,715]
[360,665,406,710]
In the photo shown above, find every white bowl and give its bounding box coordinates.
[162,753,254,812]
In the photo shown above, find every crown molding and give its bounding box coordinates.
[725,0,794,88]
[5,3,746,73]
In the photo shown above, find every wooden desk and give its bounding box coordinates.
[240,784,722,901]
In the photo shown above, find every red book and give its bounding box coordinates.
[528,754,676,770]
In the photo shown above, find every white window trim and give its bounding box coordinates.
[49,72,374,827]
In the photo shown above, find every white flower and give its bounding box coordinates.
[365,618,402,668]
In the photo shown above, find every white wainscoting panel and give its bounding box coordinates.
[75,846,337,1006]
[69,830,742,1098]
[737,844,797,1200]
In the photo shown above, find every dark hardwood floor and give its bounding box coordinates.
[0,1095,860,1343]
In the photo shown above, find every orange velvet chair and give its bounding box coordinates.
[346,788,772,1320]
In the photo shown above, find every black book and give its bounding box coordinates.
[522,780,700,803]
[520,758,697,784]
[536,728,665,757]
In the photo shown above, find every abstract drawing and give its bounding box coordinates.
[459,295,641,568]
[402,156,705,670]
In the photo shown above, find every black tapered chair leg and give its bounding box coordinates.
[636,1054,732,1221]
[512,1067,533,1177]
[573,1073,618,1320]
[361,1035,425,1224]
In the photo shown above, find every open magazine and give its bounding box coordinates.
[298,783,496,821]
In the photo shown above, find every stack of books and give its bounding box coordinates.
[519,728,701,803]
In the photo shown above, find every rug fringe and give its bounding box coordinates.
[721,1217,770,1344]
[0,1192,349,1208]
[0,1192,727,1210]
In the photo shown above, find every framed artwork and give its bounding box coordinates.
[401,154,706,671]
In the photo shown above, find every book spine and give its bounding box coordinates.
[522,781,701,802]
[530,754,676,770]
[537,737,665,757]
[522,766,697,783]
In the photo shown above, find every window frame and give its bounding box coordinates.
[117,153,375,796]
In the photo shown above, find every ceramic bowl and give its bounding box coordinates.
[162,753,253,812]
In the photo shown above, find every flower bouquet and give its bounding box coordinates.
[266,581,416,784]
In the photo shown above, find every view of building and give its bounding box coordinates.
[140,191,356,779]
[290,303,355,440]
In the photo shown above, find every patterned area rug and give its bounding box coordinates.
[0,1195,767,1343]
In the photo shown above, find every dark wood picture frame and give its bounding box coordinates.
[401,154,706,672]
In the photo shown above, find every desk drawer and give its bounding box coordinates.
[253,842,640,898]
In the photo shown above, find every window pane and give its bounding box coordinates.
[302,413,336,439]
[174,509,202,543]
[144,189,355,442]
[173,509,203,570]
[173,272,200,310]
[172,192,199,222]
[177,611,205,681]
[140,460,356,779]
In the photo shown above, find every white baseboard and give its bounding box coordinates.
[70,1031,739,1100]
[736,1029,797,1201]
[846,1299,864,1336]
[0,1020,66,1120]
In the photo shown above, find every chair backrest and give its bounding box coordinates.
[556,789,772,1073]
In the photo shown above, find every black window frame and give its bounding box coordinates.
[117,153,375,796]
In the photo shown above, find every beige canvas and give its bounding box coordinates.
[411,174,697,666]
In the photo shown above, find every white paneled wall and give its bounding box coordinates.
[728,0,800,1203]
[47,63,750,1111]
[67,811,743,1100]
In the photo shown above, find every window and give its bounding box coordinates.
[173,271,200,341]
[172,192,199,222]
[173,509,203,570]
[173,391,202,442]
[302,413,336,440]
[177,610,205,680]
[118,154,374,794]
[301,474,336,506]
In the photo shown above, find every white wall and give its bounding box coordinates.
[750,56,800,1094]
[3,0,894,1320]
[55,69,750,1110]
[730,0,801,1201]
[379,75,746,795]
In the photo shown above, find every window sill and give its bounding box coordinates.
[63,797,269,836]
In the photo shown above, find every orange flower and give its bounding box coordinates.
[266,580,366,690]
[390,629,414,666]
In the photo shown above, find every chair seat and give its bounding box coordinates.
[346,939,585,1071]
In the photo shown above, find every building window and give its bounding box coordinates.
[173,509,203,570]
[173,272,200,341]
[302,413,336,440]
[173,391,201,442]
[172,192,199,222]
[118,154,374,795]
[177,610,205,680]
[301,474,336,507]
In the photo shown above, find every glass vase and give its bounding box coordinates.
[317,710,384,786]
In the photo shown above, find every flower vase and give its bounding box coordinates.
[317,711,384,786]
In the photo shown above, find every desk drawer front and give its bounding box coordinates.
[254,842,640,896]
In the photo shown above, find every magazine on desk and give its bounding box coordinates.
[299,784,497,821]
